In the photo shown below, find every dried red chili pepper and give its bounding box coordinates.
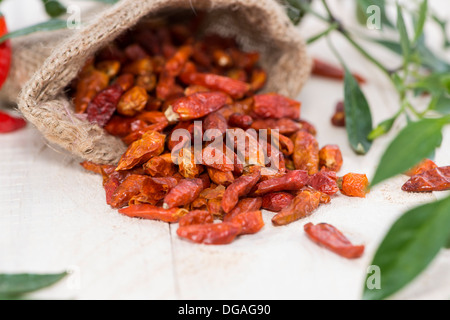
[339,173,370,198]
[261,192,295,212]
[109,174,148,209]
[251,118,301,135]
[163,178,204,209]
[250,69,267,92]
[86,84,124,127]
[143,154,176,177]
[96,60,121,78]
[312,58,366,84]
[271,131,294,157]
[272,188,321,226]
[229,211,264,235]
[104,176,121,206]
[405,159,438,177]
[252,93,301,120]
[213,49,233,68]
[0,111,27,133]
[0,14,11,90]
[124,44,148,61]
[203,112,228,141]
[165,45,193,77]
[308,171,339,196]
[298,119,317,136]
[228,113,253,130]
[114,73,135,91]
[177,147,204,179]
[230,49,260,70]
[117,86,149,117]
[131,176,178,206]
[402,166,450,192]
[74,69,109,113]
[202,145,235,172]
[221,166,261,213]
[180,72,250,99]
[304,223,365,259]
[80,161,115,176]
[223,197,263,222]
[185,85,210,96]
[119,204,188,223]
[179,210,214,227]
[292,131,319,175]
[253,170,308,195]
[135,73,157,92]
[176,222,242,245]
[116,130,166,171]
[331,101,346,127]
[168,91,230,121]
[319,145,343,172]
[123,57,154,76]
[207,168,235,186]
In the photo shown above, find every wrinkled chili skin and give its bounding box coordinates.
[223,197,263,222]
[87,84,124,127]
[228,113,253,130]
[253,93,301,120]
[293,131,320,175]
[180,72,250,99]
[272,189,321,226]
[203,112,228,140]
[261,192,295,212]
[304,223,365,259]
[253,170,309,195]
[116,130,166,171]
[171,91,230,120]
[119,204,187,223]
[104,176,121,206]
[405,159,438,177]
[221,167,261,213]
[319,145,343,172]
[177,222,242,245]
[339,173,370,198]
[207,167,235,186]
[178,210,214,227]
[109,174,148,209]
[308,171,339,196]
[163,178,204,209]
[75,69,110,114]
[402,166,450,192]
[0,111,27,133]
[230,211,264,235]
[251,118,301,136]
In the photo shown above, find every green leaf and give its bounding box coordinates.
[433,94,450,115]
[396,4,410,64]
[446,236,450,249]
[371,118,446,187]
[0,19,68,44]
[413,0,428,44]
[344,69,373,155]
[416,35,450,73]
[368,116,397,141]
[42,0,66,18]
[363,195,450,300]
[284,0,312,25]
[0,272,67,297]
[356,0,394,29]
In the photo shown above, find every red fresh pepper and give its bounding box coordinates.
[0,111,27,133]
[0,14,11,90]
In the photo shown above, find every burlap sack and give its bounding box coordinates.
[15,0,311,164]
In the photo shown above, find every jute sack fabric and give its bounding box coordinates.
[16,0,311,164]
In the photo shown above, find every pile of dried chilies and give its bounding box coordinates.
[71,19,447,258]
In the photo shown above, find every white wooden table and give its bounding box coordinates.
[0,0,449,300]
